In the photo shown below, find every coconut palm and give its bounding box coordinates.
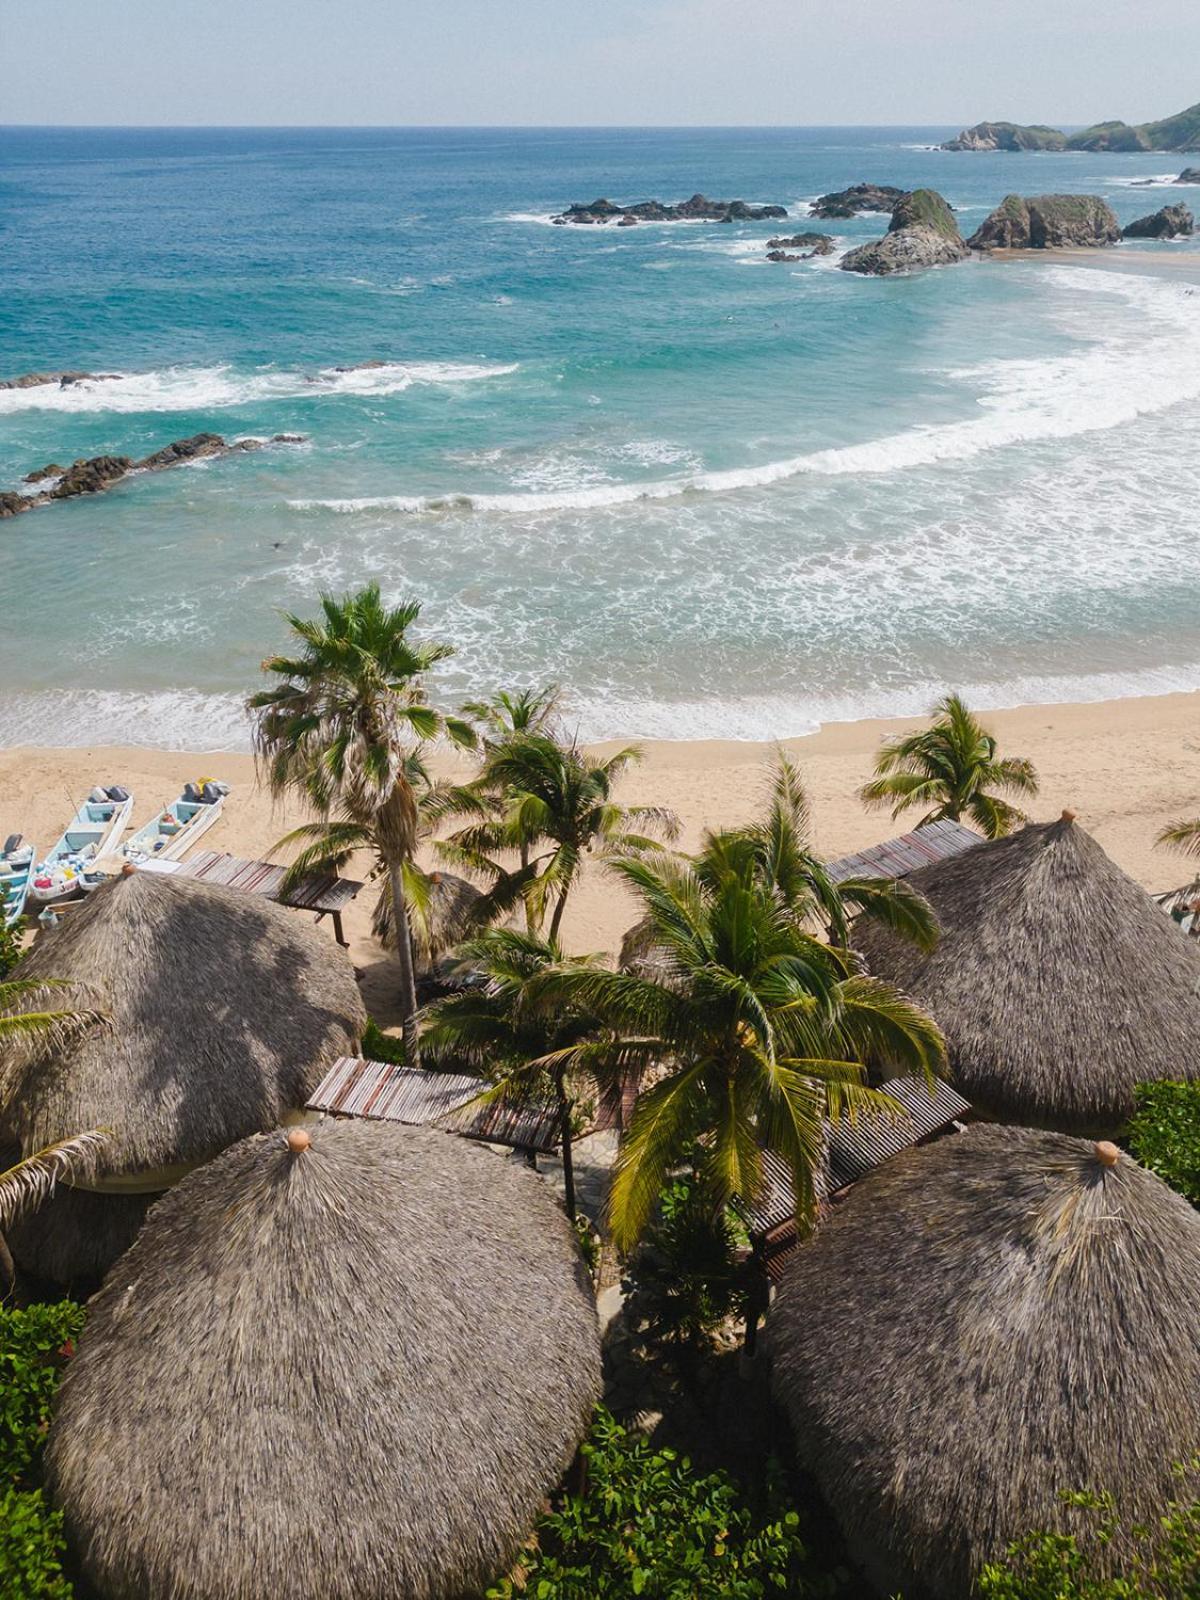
[0,978,105,1053]
[444,735,679,942]
[461,684,565,746]
[537,850,946,1250]
[860,694,1039,839]
[248,585,476,1062]
[1157,816,1200,859]
[422,929,632,1220]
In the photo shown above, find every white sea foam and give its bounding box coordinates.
[0,360,519,415]
[0,689,252,752]
[1107,173,1190,188]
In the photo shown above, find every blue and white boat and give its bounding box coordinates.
[120,781,229,865]
[1,836,36,928]
[27,787,136,906]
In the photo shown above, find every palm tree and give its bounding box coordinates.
[445,735,679,942]
[537,850,946,1251]
[0,978,106,1054]
[248,585,476,1062]
[461,684,565,746]
[860,693,1038,839]
[422,929,628,1221]
[1157,817,1200,861]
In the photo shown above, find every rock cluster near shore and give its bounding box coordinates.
[765,232,834,261]
[840,189,969,276]
[552,194,787,225]
[0,370,121,391]
[1122,204,1194,239]
[968,194,1121,250]
[809,184,904,219]
[1,432,305,520]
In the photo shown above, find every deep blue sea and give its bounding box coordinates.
[2,125,1199,748]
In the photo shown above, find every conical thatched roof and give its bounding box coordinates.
[47,1118,602,1600]
[854,815,1200,1131]
[768,1124,1200,1600]
[0,867,365,1179]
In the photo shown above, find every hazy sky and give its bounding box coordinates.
[4,0,1196,126]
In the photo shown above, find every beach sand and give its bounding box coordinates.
[4,689,1199,1028]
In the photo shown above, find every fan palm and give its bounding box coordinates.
[461,684,565,746]
[860,693,1038,839]
[422,928,629,1220]
[444,735,679,942]
[537,850,946,1250]
[247,584,476,1062]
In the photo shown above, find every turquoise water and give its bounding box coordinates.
[2,125,1200,747]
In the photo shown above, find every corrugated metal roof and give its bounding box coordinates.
[306,1056,561,1154]
[179,850,363,914]
[824,819,980,885]
[740,1075,971,1237]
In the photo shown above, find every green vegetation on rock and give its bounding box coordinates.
[945,101,1200,153]
[889,188,960,240]
[1128,1081,1200,1208]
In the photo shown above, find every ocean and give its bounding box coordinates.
[2,125,1199,750]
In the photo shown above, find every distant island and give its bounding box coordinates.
[941,100,1200,152]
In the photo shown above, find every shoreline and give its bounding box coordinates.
[4,687,1199,1023]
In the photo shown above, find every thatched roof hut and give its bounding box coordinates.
[47,1118,601,1600]
[768,1124,1200,1600]
[854,813,1200,1131]
[0,867,364,1283]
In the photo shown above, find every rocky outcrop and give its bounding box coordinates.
[1067,121,1149,152]
[941,121,1067,152]
[1177,168,1200,184]
[1122,204,1194,238]
[552,193,787,225]
[767,232,834,255]
[810,184,903,219]
[840,189,969,276]
[0,370,120,391]
[2,433,305,520]
[967,194,1121,250]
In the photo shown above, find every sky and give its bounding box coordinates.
[3,0,1197,127]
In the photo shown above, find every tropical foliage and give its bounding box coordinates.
[1128,1082,1200,1209]
[1156,816,1200,861]
[247,584,475,1060]
[539,849,945,1250]
[621,1169,750,1351]
[860,693,1039,838]
[0,980,104,1056]
[486,1408,842,1600]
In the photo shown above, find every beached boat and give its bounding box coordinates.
[1,836,36,928]
[27,786,136,906]
[120,781,229,865]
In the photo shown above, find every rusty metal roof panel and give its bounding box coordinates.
[825,820,980,884]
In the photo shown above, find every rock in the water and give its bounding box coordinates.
[271,433,306,443]
[1176,168,1200,184]
[765,250,801,262]
[48,456,134,500]
[1123,204,1194,239]
[135,432,227,471]
[0,370,120,391]
[616,215,638,226]
[968,194,1121,250]
[767,232,834,254]
[941,121,1068,152]
[22,463,63,484]
[0,493,35,519]
[840,189,969,276]
[810,184,904,219]
[552,193,787,225]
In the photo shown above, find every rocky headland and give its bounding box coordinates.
[551,194,787,225]
[809,184,904,219]
[840,189,969,276]
[968,194,1121,249]
[1122,204,1194,239]
[942,101,1200,153]
[1177,168,1200,184]
[1,432,305,519]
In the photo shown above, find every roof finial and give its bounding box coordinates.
[286,1128,312,1155]
[120,862,137,876]
[1061,808,1077,824]
[1094,1140,1120,1168]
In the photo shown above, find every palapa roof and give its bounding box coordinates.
[854,814,1200,1132]
[768,1124,1200,1600]
[47,1118,601,1600]
[0,867,365,1178]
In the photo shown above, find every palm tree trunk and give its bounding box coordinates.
[0,1230,14,1301]
[555,1070,576,1221]
[388,862,422,1067]
[548,886,569,945]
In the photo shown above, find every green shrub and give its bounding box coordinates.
[978,1467,1200,1599]
[487,1408,842,1599]
[1128,1082,1200,1208]
[621,1172,750,1350]
[0,919,22,979]
[0,1488,73,1600]
[362,1018,406,1065]
[0,1302,85,1485]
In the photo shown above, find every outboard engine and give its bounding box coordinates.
[200,782,223,805]
[88,787,109,804]
[182,783,202,803]
[105,785,131,803]
[2,834,22,855]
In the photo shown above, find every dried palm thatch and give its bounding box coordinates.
[6,1183,153,1287]
[768,1124,1200,1600]
[47,1118,602,1600]
[854,814,1200,1132]
[371,868,485,970]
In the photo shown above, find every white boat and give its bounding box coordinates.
[121,781,229,865]
[1,836,36,928]
[27,787,136,906]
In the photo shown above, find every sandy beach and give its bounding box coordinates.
[4,688,1199,1027]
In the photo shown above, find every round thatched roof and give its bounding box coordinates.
[47,1118,601,1600]
[768,1124,1200,1600]
[854,815,1200,1131]
[5,1184,153,1289]
[0,868,365,1179]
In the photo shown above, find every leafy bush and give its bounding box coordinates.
[362,1018,406,1065]
[487,1408,841,1599]
[0,919,22,979]
[1128,1082,1200,1208]
[622,1172,750,1350]
[0,1302,84,1599]
[978,1468,1200,1599]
